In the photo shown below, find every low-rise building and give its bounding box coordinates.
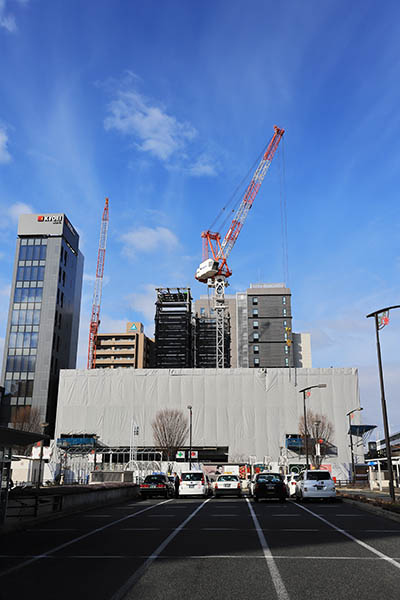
[94,322,154,369]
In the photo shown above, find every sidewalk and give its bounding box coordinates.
[337,486,400,519]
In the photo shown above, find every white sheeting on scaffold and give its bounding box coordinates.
[55,367,361,479]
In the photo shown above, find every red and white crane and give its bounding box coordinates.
[87,198,109,369]
[195,126,284,368]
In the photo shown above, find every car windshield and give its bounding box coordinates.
[218,475,239,482]
[306,472,331,481]
[144,475,165,483]
[257,474,282,483]
[182,473,203,482]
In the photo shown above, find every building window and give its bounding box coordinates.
[254,357,260,366]
[57,289,60,305]
[283,320,287,327]
[58,313,62,327]
[253,332,259,341]
[285,358,289,366]
[282,297,286,305]
[283,308,287,316]
[56,336,60,352]
[253,345,259,354]
[253,321,259,329]
[252,309,258,317]
[62,271,65,286]
[252,297,258,305]
[61,292,64,308]
[285,345,288,354]
[200,307,205,316]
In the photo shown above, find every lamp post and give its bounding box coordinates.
[314,421,321,468]
[367,305,400,503]
[347,407,363,485]
[299,384,327,469]
[187,405,192,470]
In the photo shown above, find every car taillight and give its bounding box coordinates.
[255,483,259,489]
[140,484,149,488]
[215,483,218,489]
[201,477,205,484]
[291,481,296,485]
[156,484,165,488]
[237,482,241,488]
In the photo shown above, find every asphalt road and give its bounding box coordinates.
[1,495,400,600]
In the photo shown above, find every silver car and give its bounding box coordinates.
[214,474,242,498]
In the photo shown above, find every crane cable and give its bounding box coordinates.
[208,136,273,234]
[278,137,289,287]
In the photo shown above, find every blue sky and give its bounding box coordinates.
[0,0,400,435]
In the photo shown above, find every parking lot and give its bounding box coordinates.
[1,495,400,600]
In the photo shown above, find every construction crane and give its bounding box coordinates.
[87,198,109,369]
[195,125,285,368]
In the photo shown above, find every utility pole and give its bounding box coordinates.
[299,384,327,469]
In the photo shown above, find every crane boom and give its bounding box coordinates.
[87,198,109,369]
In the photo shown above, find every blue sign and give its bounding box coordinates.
[130,323,137,331]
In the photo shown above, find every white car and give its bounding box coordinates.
[295,470,336,501]
[285,473,300,497]
[179,471,209,497]
[214,474,242,498]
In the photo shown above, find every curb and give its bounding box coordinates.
[340,495,400,524]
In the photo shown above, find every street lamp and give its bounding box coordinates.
[367,305,400,503]
[299,384,327,469]
[187,405,192,470]
[347,407,363,485]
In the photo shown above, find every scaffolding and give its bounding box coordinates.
[155,287,194,368]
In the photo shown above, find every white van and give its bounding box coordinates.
[295,470,336,501]
[179,471,210,497]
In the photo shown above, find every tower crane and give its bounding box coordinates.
[87,198,109,369]
[195,125,284,368]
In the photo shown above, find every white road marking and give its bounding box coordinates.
[120,528,161,531]
[295,503,400,571]
[0,499,172,578]
[3,554,400,561]
[110,498,211,600]
[246,498,290,600]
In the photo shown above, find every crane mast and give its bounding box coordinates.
[87,198,109,369]
[195,126,284,368]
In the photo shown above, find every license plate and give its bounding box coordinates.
[150,485,156,488]
[267,485,275,490]
[224,484,230,488]
[189,484,195,488]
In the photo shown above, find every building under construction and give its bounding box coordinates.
[155,288,194,368]
[195,317,231,368]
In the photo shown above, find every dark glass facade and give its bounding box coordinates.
[3,238,46,405]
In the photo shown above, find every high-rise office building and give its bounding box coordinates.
[0,213,84,435]
[154,288,194,368]
[94,322,154,368]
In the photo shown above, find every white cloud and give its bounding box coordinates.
[105,89,196,161]
[187,154,218,177]
[128,284,156,325]
[0,0,16,32]
[0,127,11,163]
[8,202,34,222]
[121,226,179,258]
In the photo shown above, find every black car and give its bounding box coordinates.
[253,472,287,502]
[140,474,174,499]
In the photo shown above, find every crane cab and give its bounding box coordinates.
[195,258,219,282]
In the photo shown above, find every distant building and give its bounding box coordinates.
[195,294,237,367]
[195,283,312,369]
[94,322,154,369]
[0,213,84,435]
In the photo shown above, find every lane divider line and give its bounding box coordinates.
[295,503,400,571]
[0,499,172,578]
[246,498,290,600]
[110,498,211,600]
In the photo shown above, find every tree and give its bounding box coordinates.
[11,405,42,456]
[152,409,189,461]
[299,409,334,468]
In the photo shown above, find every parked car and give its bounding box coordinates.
[140,473,174,499]
[214,474,242,498]
[179,471,209,497]
[295,470,336,501]
[285,473,301,497]
[252,472,287,502]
